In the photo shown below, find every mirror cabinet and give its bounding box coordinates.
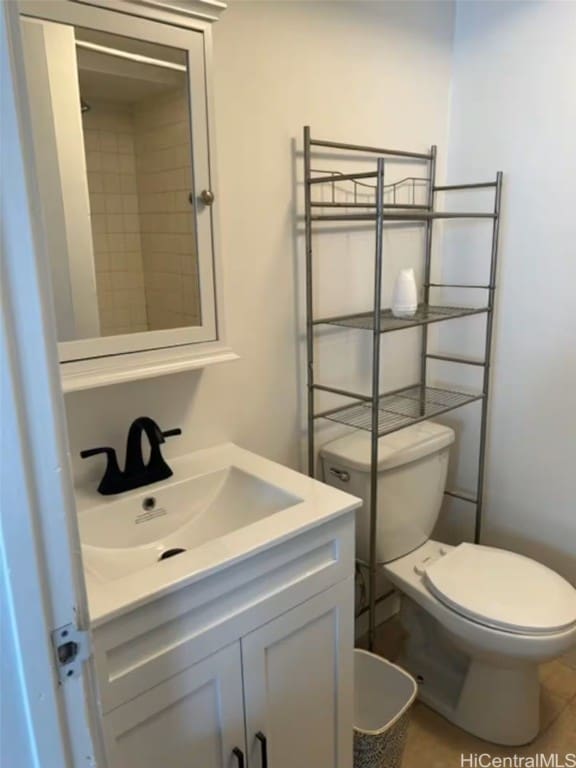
[19,0,235,391]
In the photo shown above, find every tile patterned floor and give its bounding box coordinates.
[360,619,576,768]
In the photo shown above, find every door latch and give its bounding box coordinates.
[51,623,90,684]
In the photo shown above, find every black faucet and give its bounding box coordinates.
[80,417,182,495]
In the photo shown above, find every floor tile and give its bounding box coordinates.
[403,697,576,768]
[401,661,576,767]
[529,699,576,754]
[541,659,576,703]
[365,618,576,767]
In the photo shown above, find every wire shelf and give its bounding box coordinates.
[310,211,496,222]
[307,167,495,220]
[314,304,489,333]
[321,385,483,436]
[309,170,431,209]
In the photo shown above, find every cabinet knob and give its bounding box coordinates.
[200,189,215,206]
[255,732,268,768]
[232,747,245,768]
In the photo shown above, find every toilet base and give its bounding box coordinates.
[411,657,540,746]
[399,599,540,746]
[452,660,539,745]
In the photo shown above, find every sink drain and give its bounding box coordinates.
[159,548,186,561]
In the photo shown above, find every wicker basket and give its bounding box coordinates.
[353,650,417,768]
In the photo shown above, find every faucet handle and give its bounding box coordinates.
[161,428,182,439]
[80,446,117,460]
[80,446,123,495]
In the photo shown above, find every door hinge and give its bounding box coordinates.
[51,623,91,684]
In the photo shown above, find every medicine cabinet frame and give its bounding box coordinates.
[20,0,236,392]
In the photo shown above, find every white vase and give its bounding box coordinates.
[392,268,418,318]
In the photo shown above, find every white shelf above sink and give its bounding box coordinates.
[61,342,239,393]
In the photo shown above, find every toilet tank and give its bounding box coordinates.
[320,422,455,563]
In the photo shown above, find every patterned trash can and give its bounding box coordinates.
[353,649,417,768]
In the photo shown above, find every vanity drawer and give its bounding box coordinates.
[93,513,354,713]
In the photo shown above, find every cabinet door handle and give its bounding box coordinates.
[232,747,245,768]
[255,732,268,768]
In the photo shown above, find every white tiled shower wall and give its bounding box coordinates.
[83,101,148,336]
[134,87,201,330]
[82,86,200,336]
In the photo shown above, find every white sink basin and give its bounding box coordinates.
[79,465,302,582]
[75,443,361,624]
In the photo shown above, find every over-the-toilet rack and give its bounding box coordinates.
[303,126,503,650]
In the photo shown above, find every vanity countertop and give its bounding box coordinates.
[75,443,361,626]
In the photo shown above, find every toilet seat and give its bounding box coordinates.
[424,543,576,636]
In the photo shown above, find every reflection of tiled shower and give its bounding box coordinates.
[134,88,200,331]
[82,86,200,336]
[84,102,147,336]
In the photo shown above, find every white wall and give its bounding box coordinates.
[442,1,576,582]
[66,1,456,487]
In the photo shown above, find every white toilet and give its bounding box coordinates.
[321,422,576,746]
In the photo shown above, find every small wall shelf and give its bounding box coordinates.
[302,126,503,651]
[60,343,238,393]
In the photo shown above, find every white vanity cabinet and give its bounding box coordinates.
[93,514,355,768]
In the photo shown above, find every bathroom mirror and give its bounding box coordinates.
[20,1,221,367]
[70,29,200,339]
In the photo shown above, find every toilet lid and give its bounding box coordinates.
[424,543,576,635]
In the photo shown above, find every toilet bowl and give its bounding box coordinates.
[385,540,576,745]
[321,423,576,746]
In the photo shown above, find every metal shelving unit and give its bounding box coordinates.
[303,126,503,650]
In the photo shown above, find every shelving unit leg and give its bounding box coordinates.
[304,126,315,478]
[420,146,437,405]
[474,171,503,543]
[368,159,385,651]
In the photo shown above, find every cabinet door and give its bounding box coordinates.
[102,642,246,768]
[241,578,354,768]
